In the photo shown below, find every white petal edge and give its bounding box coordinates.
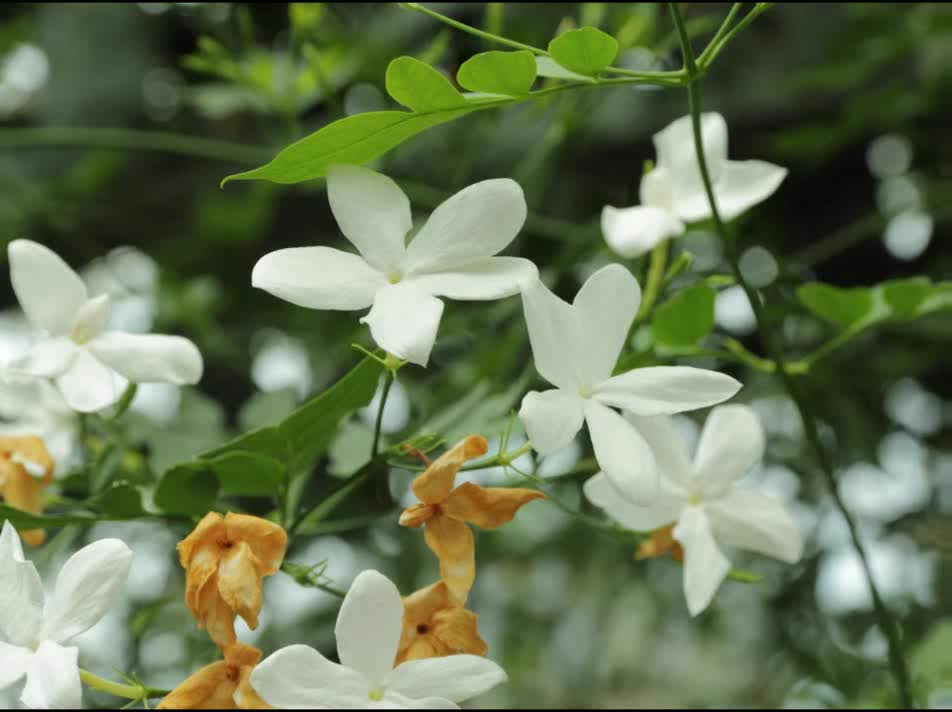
[326,164,411,274]
[88,332,203,386]
[518,389,585,455]
[5,338,77,379]
[406,257,537,300]
[654,112,728,192]
[405,178,527,273]
[388,654,507,704]
[583,473,683,532]
[250,644,368,709]
[601,205,684,259]
[8,240,87,336]
[360,283,444,367]
[252,246,386,311]
[713,160,788,222]
[0,521,45,648]
[691,404,765,496]
[705,488,803,563]
[584,400,658,505]
[624,414,694,486]
[40,538,132,644]
[335,570,404,687]
[593,366,741,416]
[572,264,641,386]
[521,278,583,391]
[54,349,128,413]
[673,506,731,617]
[20,641,81,710]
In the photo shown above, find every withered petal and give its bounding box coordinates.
[223,513,288,575]
[441,482,545,530]
[217,541,264,631]
[0,435,54,484]
[399,503,435,529]
[178,512,227,569]
[184,544,222,617]
[431,607,488,657]
[157,660,235,710]
[197,575,237,650]
[411,435,488,505]
[0,458,48,546]
[423,514,475,604]
[234,664,270,710]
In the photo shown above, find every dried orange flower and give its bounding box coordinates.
[397,580,488,665]
[399,434,544,602]
[636,523,684,563]
[178,512,287,649]
[0,435,54,547]
[158,642,268,710]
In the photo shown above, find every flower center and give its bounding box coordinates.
[368,687,385,702]
[416,623,430,635]
[577,385,592,399]
[387,271,402,284]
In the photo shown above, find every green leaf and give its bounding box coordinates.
[206,451,286,496]
[154,464,219,516]
[0,504,100,529]
[652,284,716,347]
[221,109,471,185]
[882,277,932,316]
[202,425,289,463]
[279,356,383,471]
[457,50,537,96]
[797,283,875,328]
[385,56,466,111]
[548,26,619,76]
[87,482,147,519]
[911,619,952,692]
[534,55,596,83]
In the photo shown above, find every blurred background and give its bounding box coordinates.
[0,2,950,708]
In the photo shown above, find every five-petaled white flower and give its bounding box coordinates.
[4,240,204,413]
[0,520,133,708]
[519,264,742,503]
[250,569,507,709]
[601,112,788,258]
[252,165,537,367]
[584,405,803,616]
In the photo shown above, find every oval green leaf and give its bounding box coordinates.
[207,451,287,496]
[385,56,466,112]
[457,50,537,96]
[881,277,932,317]
[548,26,619,76]
[154,463,219,516]
[797,283,875,328]
[652,284,716,347]
[534,55,597,83]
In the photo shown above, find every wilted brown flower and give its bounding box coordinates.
[397,580,488,665]
[158,642,268,709]
[0,435,54,547]
[178,512,287,649]
[399,434,544,602]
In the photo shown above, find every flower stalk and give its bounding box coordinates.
[668,2,914,704]
[79,669,168,702]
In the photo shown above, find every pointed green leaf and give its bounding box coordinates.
[0,504,100,529]
[797,283,875,328]
[87,482,147,519]
[154,463,219,516]
[206,451,286,496]
[385,56,466,111]
[548,26,619,76]
[221,109,470,185]
[279,356,383,471]
[652,284,716,347]
[457,50,537,96]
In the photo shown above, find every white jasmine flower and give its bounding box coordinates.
[250,569,506,708]
[4,240,203,413]
[584,405,802,615]
[601,113,787,257]
[252,165,537,367]
[519,264,741,503]
[0,521,133,708]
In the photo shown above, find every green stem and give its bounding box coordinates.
[636,240,669,322]
[109,383,138,422]
[79,669,167,701]
[371,369,395,458]
[696,3,744,67]
[697,2,773,71]
[668,4,914,706]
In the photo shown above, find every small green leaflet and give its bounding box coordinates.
[534,55,596,83]
[385,56,466,111]
[797,277,952,330]
[652,284,717,348]
[548,26,619,77]
[457,50,537,96]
